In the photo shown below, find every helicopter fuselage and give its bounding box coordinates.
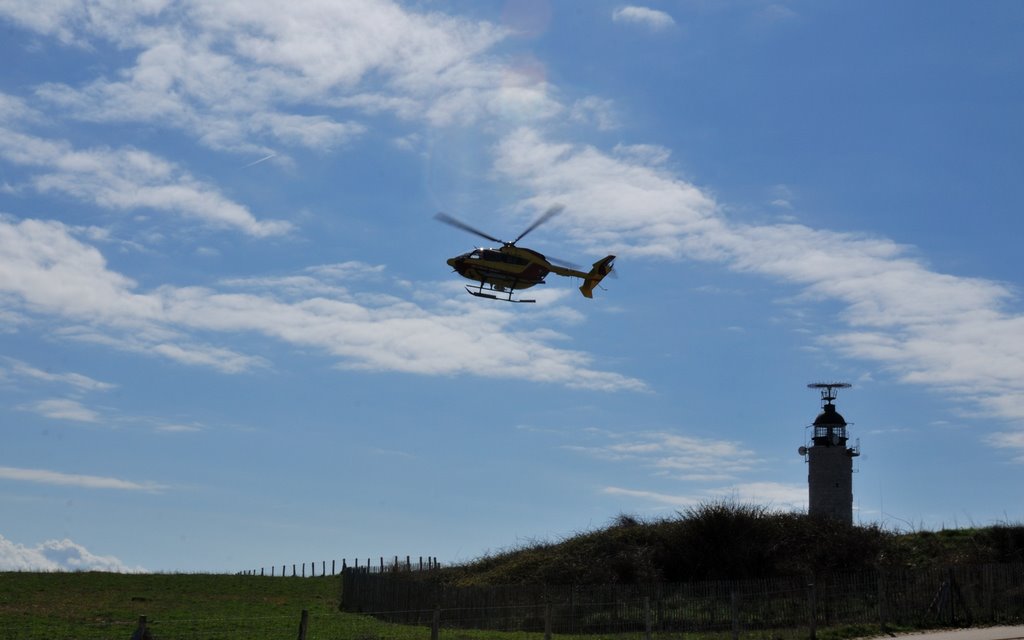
[446,245,550,291]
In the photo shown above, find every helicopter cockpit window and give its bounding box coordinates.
[480,250,528,265]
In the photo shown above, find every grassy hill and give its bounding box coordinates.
[434,502,1024,586]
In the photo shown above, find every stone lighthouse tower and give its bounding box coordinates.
[799,383,860,524]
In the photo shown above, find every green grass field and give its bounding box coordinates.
[0,572,415,640]
[0,571,890,640]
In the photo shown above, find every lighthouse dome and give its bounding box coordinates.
[813,403,847,427]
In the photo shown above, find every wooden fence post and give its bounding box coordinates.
[807,582,817,640]
[877,568,889,632]
[947,567,957,627]
[644,596,652,640]
[297,609,309,640]
[731,590,740,640]
[131,614,155,640]
[431,605,440,640]
[544,602,552,640]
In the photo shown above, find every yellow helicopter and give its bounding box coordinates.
[435,204,615,303]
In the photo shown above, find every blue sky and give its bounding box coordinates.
[1,0,1022,573]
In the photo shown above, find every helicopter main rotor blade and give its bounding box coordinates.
[434,212,503,244]
[512,204,564,245]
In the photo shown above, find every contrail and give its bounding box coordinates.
[242,153,276,168]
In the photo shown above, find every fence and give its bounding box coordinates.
[239,555,440,577]
[341,563,1024,637]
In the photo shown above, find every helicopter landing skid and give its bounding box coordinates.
[465,285,535,303]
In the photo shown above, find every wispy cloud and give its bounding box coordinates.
[0,217,644,391]
[0,533,144,572]
[612,6,676,30]
[494,127,1024,430]
[603,486,699,507]
[0,466,166,492]
[983,430,1024,463]
[4,1,558,152]
[0,126,291,237]
[707,481,807,509]
[570,96,619,131]
[567,430,762,481]
[563,427,803,511]
[603,482,806,511]
[26,398,100,423]
[0,92,40,123]
[3,357,116,392]
[757,4,799,24]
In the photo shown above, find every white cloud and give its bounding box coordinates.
[612,6,676,30]
[707,482,807,510]
[493,127,1024,428]
[603,482,806,511]
[0,216,644,391]
[3,358,116,392]
[568,430,762,481]
[27,398,100,423]
[6,1,559,151]
[0,92,40,123]
[0,466,165,492]
[0,0,169,47]
[155,423,203,433]
[613,143,672,166]
[571,96,619,131]
[55,327,269,376]
[250,112,366,151]
[0,533,145,572]
[757,4,799,24]
[495,127,719,260]
[0,128,291,237]
[603,486,699,507]
[983,430,1024,463]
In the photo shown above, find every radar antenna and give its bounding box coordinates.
[807,382,851,407]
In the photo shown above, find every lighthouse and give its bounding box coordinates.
[799,383,860,524]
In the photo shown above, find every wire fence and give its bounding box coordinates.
[5,564,1021,639]
[238,556,440,577]
[341,562,1024,636]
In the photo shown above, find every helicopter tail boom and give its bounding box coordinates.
[579,255,615,298]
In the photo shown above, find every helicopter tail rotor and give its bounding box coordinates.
[579,255,616,298]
